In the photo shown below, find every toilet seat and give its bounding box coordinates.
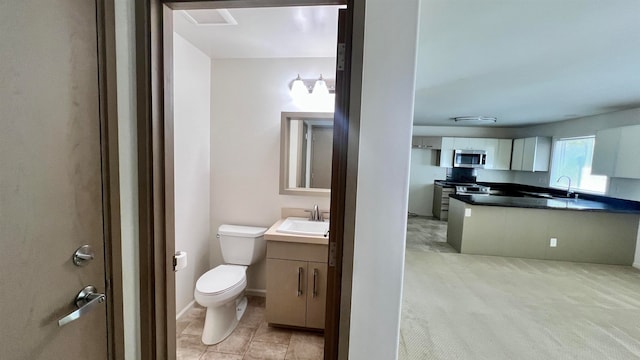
[196,264,246,295]
[195,265,247,308]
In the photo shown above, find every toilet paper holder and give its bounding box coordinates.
[173,251,188,272]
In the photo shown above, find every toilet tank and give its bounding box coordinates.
[218,224,267,265]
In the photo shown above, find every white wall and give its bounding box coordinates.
[409,125,516,215]
[348,1,420,358]
[173,33,212,316]
[209,57,335,292]
[114,0,139,358]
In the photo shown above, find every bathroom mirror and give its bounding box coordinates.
[280,111,334,196]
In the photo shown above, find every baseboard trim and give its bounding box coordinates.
[245,288,266,297]
[176,300,195,320]
[633,262,640,270]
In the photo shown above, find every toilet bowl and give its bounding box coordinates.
[194,224,267,345]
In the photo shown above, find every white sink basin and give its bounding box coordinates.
[276,217,329,236]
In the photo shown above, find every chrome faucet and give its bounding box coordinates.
[556,176,572,197]
[306,204,322,221]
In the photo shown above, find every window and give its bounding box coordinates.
[550,136,607,194]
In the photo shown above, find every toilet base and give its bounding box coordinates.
[201,295,248,345]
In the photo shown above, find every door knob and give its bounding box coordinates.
[58,285,106,327]
[72,245,95,266]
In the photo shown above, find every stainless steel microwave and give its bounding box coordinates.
[454,149,487,168]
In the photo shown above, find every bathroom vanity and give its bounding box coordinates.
[264,218,328,330]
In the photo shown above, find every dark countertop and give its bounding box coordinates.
[434,180,640,214]
[450,194,640,214]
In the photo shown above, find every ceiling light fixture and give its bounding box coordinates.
[452,116,497,123]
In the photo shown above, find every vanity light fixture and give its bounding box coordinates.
[289,74,336,97]
[452,116,497,123]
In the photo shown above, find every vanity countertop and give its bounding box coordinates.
[264,218,329,245]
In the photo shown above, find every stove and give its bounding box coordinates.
[455,184,491,195]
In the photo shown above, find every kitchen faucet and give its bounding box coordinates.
[556,176,572,197]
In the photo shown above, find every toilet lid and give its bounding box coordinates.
[196,265,246,295]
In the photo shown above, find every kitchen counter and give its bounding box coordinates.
[447,196,639,266]
[450,194,640,214]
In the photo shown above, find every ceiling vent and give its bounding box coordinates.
[182,9,237,26]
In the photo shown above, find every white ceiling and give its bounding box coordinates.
[414,0,640,127]
[174,2,640,127]
[173,6,340,59]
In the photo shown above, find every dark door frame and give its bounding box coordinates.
[96,0,125,358]
[135,1,364,359]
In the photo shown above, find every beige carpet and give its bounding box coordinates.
[400,219,640,359]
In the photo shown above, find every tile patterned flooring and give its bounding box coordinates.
[176,296,324,360]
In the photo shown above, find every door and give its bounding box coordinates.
[0,1,109,359]
[310,126,333,188]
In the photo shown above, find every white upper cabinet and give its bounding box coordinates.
[593,125,640,179]
[592,127,621,176]
[439,137,455,167]
[615,126,640,178]
[511,138,525,171]
[510,137,551,172]
[438,137,512,169]
[494,139,513,170]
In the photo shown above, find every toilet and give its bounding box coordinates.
[194,224,267,345]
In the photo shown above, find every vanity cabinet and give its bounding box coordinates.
[266,241,328,329]
[510,136,551,172]
[593,125,640,179]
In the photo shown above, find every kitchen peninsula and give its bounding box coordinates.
[447,185,640,266]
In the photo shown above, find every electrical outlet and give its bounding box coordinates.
[464,208,472,217]
[550,238,557,247]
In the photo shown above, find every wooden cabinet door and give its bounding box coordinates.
[592,127,621,176]
[266,259,307,327]
[306,262,327,329]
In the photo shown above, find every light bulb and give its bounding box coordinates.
[312,75,329,96]
[290,75,309,99]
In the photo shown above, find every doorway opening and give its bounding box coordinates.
[170,5,340,359]
[135,0,360,359]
